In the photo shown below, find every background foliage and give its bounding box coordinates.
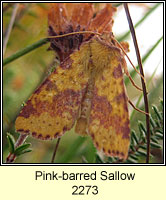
[3,3,163,163]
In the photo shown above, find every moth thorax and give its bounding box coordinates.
[48,25,93,62]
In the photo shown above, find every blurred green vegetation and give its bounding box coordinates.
[3,3,163,163]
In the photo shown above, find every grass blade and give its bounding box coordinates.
[118,3,161,42]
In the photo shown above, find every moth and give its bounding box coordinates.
[15,3,131,160]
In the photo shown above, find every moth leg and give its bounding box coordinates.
[121,58,143,91]
[111,36,146,82]
[122,58,149,94]
[127,98,149,115]
[125,68,143,91]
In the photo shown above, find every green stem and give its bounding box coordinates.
[3,38,48,66]
[6,133,29,163]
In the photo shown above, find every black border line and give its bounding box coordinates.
[1,1,165,166]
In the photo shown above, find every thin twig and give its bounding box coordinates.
[6,133,29,163]
[3,3,19,56]
[51,138,61,163]
[14,133,29,148]
[3,38,48,66]
[124,3,150,163]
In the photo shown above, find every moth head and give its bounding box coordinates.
[48,3,116,62]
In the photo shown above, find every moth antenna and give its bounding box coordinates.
[47,31,101,39]
[128,99,149,115]
[111,37,145,82]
